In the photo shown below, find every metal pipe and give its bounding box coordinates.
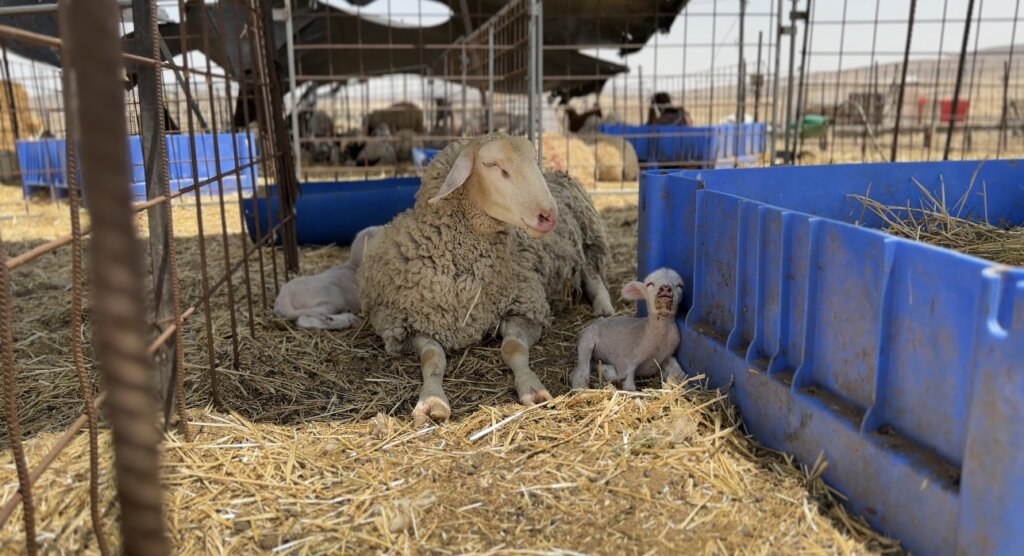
[60,0,169,552]
[535,0,543,162]
[527,0,536,141]
[793,0,812,157]
[782,0,799,162]
[283,0,302,180]
[737,0,747,125]
[488,25,494,133]
[753,30,763,122]
[943,0,976,161]
[891,0,918,162]
[769,0,783,164]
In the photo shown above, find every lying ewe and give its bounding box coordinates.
[274,225,382,330]
[571,268,686,392]
[358,133,614,425]
[356,124,397,166]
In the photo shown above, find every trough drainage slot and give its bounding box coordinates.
[872,425,962,491]
[798,385,865,428]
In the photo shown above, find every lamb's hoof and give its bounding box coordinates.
[663,373,686,387]
[412,394,450,426]
[517,379,553,406]
[592,303,615,317]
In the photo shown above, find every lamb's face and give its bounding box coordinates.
[469,136,557,238]
[622,267,685,318]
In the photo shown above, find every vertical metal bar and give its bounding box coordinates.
[535,0,543,162]
[284,0,301,180]
[960,0,985,158]
[891,0,918,162]
[638,64,643,124]
[943,0,976,161]
[59,42,110,556]
[0,244,36,555]
[60,0,169,552]
[461,43,467,134]
[708,0,717,126]
[737,0,747,125]
[753,30,763,123]
[527,0,536,142]
[488,25,494,133]
[769,0,783,164]
[782,0,798,163]
[259,0,300,274]
[793,0,812,158]
[998,0,1020,157]
[131,0,176,416]
[828,0,849,163]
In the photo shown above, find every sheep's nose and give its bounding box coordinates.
[535,208,556,232]
[658,285,672,295]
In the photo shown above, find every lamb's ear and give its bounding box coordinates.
[429,140,478,204]
[621,281,646,301]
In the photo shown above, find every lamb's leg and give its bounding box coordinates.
[599,362,620,386]
[661,356,686,386]
[621,363,639,392]
[584,273,614,317]
[411,335,451,426]
[295,313,360,330]
[570,326,598,390]
[500,317,552,405]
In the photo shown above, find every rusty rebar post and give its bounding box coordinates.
[59,0,169,553]
[0,234,37,555]
[58,36,111,556]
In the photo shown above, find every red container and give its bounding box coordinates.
[939,99,970,123]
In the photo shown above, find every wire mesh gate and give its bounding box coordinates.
[0,0,298,552]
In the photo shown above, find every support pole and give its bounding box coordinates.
[943,0,976,161]
[891,0,917,162]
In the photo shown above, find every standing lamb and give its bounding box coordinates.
[570,268,686,392]
[358,133,614,425]
[274,225,383,330]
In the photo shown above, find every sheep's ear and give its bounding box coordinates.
[621,281,646,301]
[429,140,478,204]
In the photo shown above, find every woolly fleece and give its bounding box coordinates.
[357,134,610,353]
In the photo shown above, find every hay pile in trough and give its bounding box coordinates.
[0,198,900,554]
[850,177,1024,266]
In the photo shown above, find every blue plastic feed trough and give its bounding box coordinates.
[638,159,1024,556]
[412,147,440,170]
[16,132,257,200]
[242,177,420,246]
[599,122,766,169]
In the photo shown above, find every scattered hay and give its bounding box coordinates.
[0,189,901,553]
[1,385,900,554]
[850,176,1024,266]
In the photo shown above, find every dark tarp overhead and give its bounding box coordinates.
[0,0,689,124]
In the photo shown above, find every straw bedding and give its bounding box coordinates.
[0,186,900,554]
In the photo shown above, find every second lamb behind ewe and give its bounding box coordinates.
[571,268,686,392]
[358,133,614,425]
[274,225,382,330]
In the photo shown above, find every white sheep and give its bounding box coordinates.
[273,225,383,330]
[356,123,398,166]
[358,133,614,425]
[570,268,686,392]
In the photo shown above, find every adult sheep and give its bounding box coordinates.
[358,133,614,425]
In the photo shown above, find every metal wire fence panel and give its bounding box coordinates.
[0,0,297,551]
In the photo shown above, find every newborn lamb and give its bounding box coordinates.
[570,268,686,391]
[273,225,382,330]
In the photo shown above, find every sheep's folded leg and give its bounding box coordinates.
[411,335,451,426]
[584,273,614,317]
[500,317,553,406]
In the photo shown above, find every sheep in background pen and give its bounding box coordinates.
[355,124,397,167]
[274,225,384,330]
[357,133,614,425]
[647,92,692,126]
[577,114,639,181]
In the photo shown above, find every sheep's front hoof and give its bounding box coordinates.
[516,377,552,406]
[412,394,450,426]
[592,301,615,317]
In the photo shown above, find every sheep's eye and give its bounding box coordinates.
[645,282,654,287]
[676,285,683,290]
[482,161,497,168]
